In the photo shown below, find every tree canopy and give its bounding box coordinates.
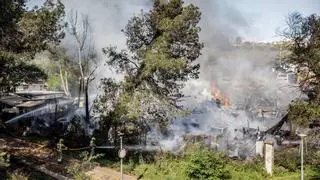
[0,0,65,92]
[95,0,203,138]
[282,12,320,127]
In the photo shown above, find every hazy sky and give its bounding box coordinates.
[229,0,320,41]
[26,0,320,42]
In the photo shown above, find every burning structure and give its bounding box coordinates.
[154,39,307,158]
[211,83,231,108]
[0,91,76,136]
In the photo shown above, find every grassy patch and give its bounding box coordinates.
[96,152,320,180]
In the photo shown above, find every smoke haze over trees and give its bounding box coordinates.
[94,0,203,143]
[281,12,320,127]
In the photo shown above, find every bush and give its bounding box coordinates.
[0,151,10,168]
[184,143,231,180]
[306,150,320,177]
[67,151,104,180]
[274,148,300,172]
[133,155,187,180]
[226,157,267,180]
[8,170,29,180]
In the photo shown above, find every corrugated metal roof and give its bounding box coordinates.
[16,91,65,96]
[16,100,45,108]
[0,94,28,106]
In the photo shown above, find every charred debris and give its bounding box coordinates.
[0,90,89,139]
[1,61,320,156]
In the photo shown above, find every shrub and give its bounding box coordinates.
[67,151,104,180]
[8,170,29,180]
[133,156,187,180]
[184,143,231,180]
[274,148,300,172]
[0,151,10,168]
[226,157,267,180]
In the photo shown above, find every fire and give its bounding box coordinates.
[211,83,231,108]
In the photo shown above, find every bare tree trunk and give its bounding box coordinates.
[78,47,84,78]
[85,78,90,123]
[59,64,67,95]
[78,78,82,107]
[114,124,118,146]
[65,70,69,96]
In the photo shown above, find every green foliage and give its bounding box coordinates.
[17,0,65,54]
[7,170,29,180]
[225,158,267,180]
[133,154,188,180]
[99,147,319,180]
[0,0,65,93]
[0,0,25,52]
[283,12,320,133]
[97,0,203,139]
[0,151,10,168]
[282,13,320,99]
[0,52,47,92]
[274,149,300,172]
[184,144,231,180]
[67,151,104,180]
[288,101,320,127]
[46,74,60,90]
[119,144,230,180]
[0,0,65,55]
[274,147,320,178]
[310,151,320,174]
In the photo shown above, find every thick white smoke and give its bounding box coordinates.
[60,0,152,81]
[156,1,302,154]
[57,0,302,155]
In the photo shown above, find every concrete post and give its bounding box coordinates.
[264,141,274,175]
[256,141,264,157]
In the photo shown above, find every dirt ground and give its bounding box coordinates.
[87,166,137,180]
[0,135,137,180]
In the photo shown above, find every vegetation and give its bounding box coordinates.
[184,144,230,179]
[95,0,203,144]
[282,12,320,127]
[95,146,319,180]
[0,52,47,92]
[67,151,104,180]
[7,170,29,180]
[0,151,10,168]
[1,0,320,179]
[0,0,65,93]
[288,101,320,128]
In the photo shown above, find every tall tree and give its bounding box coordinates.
[67,10,97,122]
[0,0,65,55]
[0,52,47,92]
[281,12,320,127]
[95,0,203,141]
[0,0,65,92]
[41,47,80,95]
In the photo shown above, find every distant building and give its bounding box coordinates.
[16,81,47,92]
[273,61,298,84]
[276,72,297,84]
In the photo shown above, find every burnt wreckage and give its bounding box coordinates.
[171,79,320,158]
[0,91,76,136]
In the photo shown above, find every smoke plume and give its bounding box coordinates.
[59,0,301,155]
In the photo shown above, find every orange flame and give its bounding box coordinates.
[211,83,231,108]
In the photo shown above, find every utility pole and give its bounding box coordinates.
[298,133,307,180]
[120,134,123,180]
[118,132,126,180]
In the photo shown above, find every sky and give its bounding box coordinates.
[26,0,320,42]
[229,0,320,42]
